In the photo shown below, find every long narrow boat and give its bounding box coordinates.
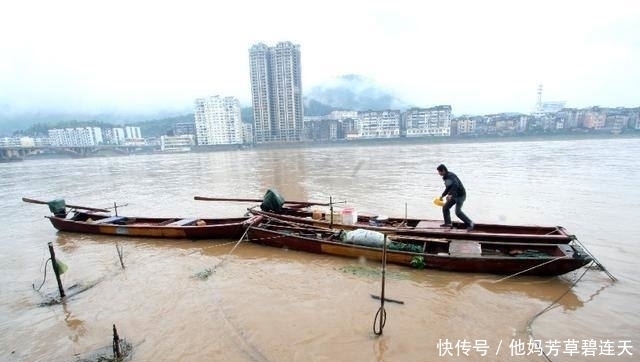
[247,217,592,276]
[23,197,260,239]
[247,205,575,243]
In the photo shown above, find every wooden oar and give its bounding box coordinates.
[193,196,332,207]
[22,197,110,213]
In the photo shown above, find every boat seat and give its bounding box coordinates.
[93,216,127,224]
[167,218,198,226]
[416,220,441,228]
[449,240,482,256]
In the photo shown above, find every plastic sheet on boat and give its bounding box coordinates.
[340,229,388,248]
[261,189,285,212]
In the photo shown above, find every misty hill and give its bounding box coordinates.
[305,74,409,112]
[0,74,406,136]
[0,108,193,136]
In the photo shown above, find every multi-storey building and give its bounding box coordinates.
[241,122,254,144]
[455,117,478,135]
[160,134,195,152]
[328,110,358,120]
[581,107,607,130]
[249,41,303,143]
[124,126,141,140]
[404,106,452,137]
[303,117,340,141]
[48,127,103,147]
[194,95,243,145]
[102,128,126,145]
[174,122,196,136]
[357,110,401,138]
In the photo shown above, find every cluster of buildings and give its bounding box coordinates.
[0,126,144,149]
[2,41,639,152]
[171,41,640,147]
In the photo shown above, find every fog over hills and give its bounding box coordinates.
[305,74,410,111]
[0,107,193,136]
[0,74,407,136]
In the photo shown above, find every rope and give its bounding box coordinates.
[525,261,594,362]
[493,256,570,283]
[373,307,387,336]
[207,213,272,362]
[211,225,252,271]
[33,258,52,292]
[571,237,617,281]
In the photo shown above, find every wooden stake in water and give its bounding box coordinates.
[47,242,65,299]
[329,196,334,228]
[112,324,121,358]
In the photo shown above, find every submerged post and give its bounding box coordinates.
[112,324,122,358]
[47,242,65,299]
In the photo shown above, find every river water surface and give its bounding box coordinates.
[1,137,638,362]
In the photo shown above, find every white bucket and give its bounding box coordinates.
[341,207,357,225]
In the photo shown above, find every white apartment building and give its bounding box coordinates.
[124,126,142,140]
[404,106,452,137]
[48,127,103,147]
[194,95,243,145]
[328,110,359,120]
[160,134,195,152]
[357,110,401,139]
[112,128,126,144]
[242,122,254,144]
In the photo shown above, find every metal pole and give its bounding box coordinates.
[47,242,65,299]
[380,234,387,312]
[329,196,334,228]
[373,235,388,336]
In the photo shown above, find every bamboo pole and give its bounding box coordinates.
[193,196,331,207]
[23,197,110,213]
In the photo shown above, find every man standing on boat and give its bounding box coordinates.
[437,164,474,231]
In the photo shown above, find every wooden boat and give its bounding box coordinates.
[247,217,593,276]
[246,205,575,243]
[23,197,261,240]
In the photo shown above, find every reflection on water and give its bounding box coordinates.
[477,278,584,311]
[1,138,638,361]
[62,302,86,342]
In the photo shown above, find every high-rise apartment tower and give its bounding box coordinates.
[249,42,303,143]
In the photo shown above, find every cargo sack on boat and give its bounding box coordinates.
[340,229,389,248]
[261,189,285,212]
[48,199,67,217]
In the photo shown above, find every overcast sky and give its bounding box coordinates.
[1,0,639,117]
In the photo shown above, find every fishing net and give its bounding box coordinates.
[47,199,67,217]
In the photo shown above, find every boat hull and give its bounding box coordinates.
[247,222,592,276]
[45,213,260,240]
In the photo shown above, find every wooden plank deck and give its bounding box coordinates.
[93,216,127,224]
[166,218,198,226]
